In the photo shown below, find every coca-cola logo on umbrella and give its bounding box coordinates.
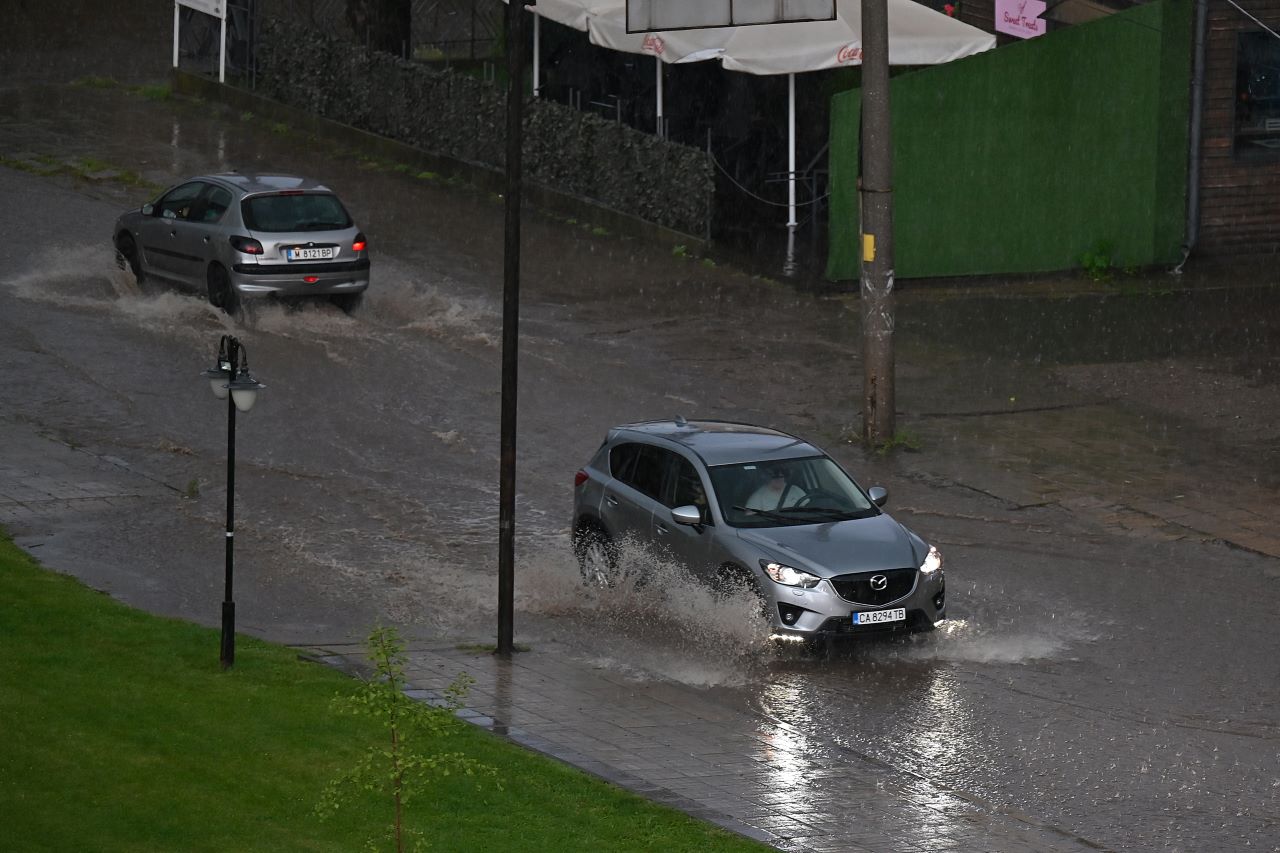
[837,43,863,64]
[642,34,665,56]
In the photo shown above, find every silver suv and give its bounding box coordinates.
[572,420,946,644]
[113,173,370,313]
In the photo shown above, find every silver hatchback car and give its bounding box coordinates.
[572,419,946,645]
[113,173,370,313]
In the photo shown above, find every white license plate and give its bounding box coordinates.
[854,608,905,625]
[286,247,334,261]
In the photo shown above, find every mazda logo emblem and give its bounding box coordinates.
[870,575,888,591]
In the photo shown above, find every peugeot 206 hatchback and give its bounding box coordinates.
[572,419,946,645]
[113,173,369,313]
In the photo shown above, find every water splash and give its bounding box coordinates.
[514,536,776,687]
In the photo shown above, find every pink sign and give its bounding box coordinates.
[995,0,1047,38]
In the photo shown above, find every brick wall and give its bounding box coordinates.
[1197,0,1280,256]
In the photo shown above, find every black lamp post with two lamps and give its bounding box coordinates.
[201,335,265,670]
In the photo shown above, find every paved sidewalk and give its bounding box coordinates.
[305,642,1104,853]
[0,424,178,526]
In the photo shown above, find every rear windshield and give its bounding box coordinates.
[241,193,352,232]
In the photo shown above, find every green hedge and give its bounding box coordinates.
[827,0,1192,280]
[256,21,713,236]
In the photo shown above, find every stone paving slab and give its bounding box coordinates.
[0,421,177,522]
[307,643,1106,853]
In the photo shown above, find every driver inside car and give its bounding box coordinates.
[744,467,802,511]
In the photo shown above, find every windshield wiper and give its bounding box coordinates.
[776,506,858,521]
[732,505,792,523]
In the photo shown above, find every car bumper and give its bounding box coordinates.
[229,259,369,297]
[765,570,946,640]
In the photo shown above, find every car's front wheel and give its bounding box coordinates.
[207,264,240,315]
[115,233,144,284]
[572,524,617,587]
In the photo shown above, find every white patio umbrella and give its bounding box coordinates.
[521,0,995,226]
[508,0,622,96]
[588,0,995,226]
[585,7,733,137]
[519,0,724,132]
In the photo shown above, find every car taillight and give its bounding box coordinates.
[352,232,367,252]
[574,470,589,488]
[230,235,264,255]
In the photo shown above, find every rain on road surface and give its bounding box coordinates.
[2,82,1278,852]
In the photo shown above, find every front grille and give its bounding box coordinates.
[829,568,916,605]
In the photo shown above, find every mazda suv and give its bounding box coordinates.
[572,419,946,644]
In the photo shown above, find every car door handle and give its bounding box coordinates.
[169,230,178,237]
[654,524,669,536]
[202,236,210,243]
[604,496,619,507]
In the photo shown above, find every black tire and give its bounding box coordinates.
[572,524,617,587]
[330,292,364,314]
[207,265,240,315]
[115,234,145,284]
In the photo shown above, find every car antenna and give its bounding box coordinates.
[674,415,688,426]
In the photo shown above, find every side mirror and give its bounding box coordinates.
[867,486,888,507]
[141,203,155,216]
[671,505,702,527]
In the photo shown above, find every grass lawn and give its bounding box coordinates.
[0,532,767,852]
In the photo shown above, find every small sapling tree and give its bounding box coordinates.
[317,625,496,852]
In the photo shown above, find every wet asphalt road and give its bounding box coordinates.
[2,80,1278,852]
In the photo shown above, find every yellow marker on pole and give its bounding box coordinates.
[862,233,876,262]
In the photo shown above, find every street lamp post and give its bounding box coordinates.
[201,335,264,670]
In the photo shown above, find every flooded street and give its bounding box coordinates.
[3,80,1278,852]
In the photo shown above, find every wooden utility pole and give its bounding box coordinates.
[859,0,895,443]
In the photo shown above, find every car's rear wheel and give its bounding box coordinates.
[115,233,144,284]
[330,292,364,314]
[572,524,617,587]
[207,264,240,315]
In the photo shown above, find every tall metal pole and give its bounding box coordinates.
[859,0,896,443]
[497,0,527,657]
[221,338,238,670]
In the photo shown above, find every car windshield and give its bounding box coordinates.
[708,455,877,528]
[241,193,352,232]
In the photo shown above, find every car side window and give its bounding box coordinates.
[628,446,667,501]
[201,186,232,223]
[156,182,206,221]
[667,456,711,524]
[609,443,639,483]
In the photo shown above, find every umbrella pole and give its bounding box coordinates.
[787,72,797,228]
[533,13,541,96]
[655,57,664,137]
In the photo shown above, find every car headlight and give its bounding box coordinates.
[761,560,821,589]
[919,545,943,575]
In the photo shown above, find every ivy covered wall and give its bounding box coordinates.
[254,21,713,237]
